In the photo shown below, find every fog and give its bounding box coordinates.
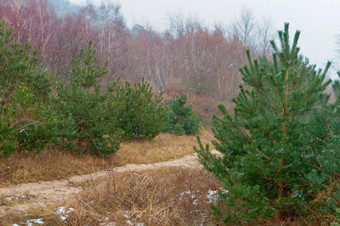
[69,0,340,79]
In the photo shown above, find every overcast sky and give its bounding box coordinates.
[69,0,340,79]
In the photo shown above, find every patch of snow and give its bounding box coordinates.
[54,206,75,222]
[220,188,228,194]
[60,216,67,221]
[26,218,44,226]
[67,208,75,213]
[180,190,200,206]
[6,195,28,201]
[207,189,228,204]
[97,216,117,226]
[207,190,218,203]
[55,206,66,215]
[119,211,144,226]
[125,220,144,226]
[121,211,130,219]
[180,190,196,199]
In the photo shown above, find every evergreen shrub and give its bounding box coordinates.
[51,41,121,154]
[0,21,51,156]
[111,78,166,140]
[195,24,340,224]
[164,94,202,135]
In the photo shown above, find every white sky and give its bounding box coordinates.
[69,0,340,79]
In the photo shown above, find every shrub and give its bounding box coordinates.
[0,21,51,156]
[51,41,121,154]
[195,23,340,224]
[110,78,166,140]
[164,94,202,135]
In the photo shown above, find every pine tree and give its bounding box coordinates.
[0,20,51,156]
[196,23,339,223]
[110,77,166,140]
[51,41,121,154]
[164,94,202,135]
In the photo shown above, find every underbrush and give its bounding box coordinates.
[2,167,224,225]
[0,131,213,186]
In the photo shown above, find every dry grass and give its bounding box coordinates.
[115,129,214,165]
[1,167,225,226]
[0,206,63,226]
[0,131,214,187]
[0,149,110,187]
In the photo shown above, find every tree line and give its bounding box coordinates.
[0,0,276,102]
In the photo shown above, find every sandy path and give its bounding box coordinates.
[0,152,212,216]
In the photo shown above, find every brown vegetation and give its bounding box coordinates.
[0,149,108,187]
[163,89,233,126]
[1,167,225,225]
[0,0,275,129]
[117,129,213,165]
[0,0,270,103]
[65,167,224,225]
[0,131,213,187]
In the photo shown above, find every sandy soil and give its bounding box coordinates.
[0,151,218,217]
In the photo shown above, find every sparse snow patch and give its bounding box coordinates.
[6,195,27,200]
[207,189,228,203]
[207,190,218,203]
[55,206,75,222]
[120,211,144,226]
[26,218,44,226]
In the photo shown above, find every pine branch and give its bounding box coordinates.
[257,86,282,112]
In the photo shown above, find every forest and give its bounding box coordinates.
[0,0,339,225]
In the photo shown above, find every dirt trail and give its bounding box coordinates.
[0,151,217,216]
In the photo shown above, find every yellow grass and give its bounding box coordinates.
[1,167,224,226]
[0,149,109,187]
[0,206,60,226]
[115,129,214,165]
[0,131,214,186]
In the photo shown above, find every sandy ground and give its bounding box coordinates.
[0,152,218,217]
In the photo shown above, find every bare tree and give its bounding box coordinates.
[256,16,276,57]
[230,6,257,48]
[95,3,128,79]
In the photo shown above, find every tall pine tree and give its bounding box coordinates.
[0,20,51,156]
[51,41,121,154]
[196,23,339,223]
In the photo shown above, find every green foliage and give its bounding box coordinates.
[111,78,166,140]
[195,23,340,223]
[0,20,168,155]
[51,41,121,154]
[164,94,202,135]
[0,20,51,156]
[0,115,17,156]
